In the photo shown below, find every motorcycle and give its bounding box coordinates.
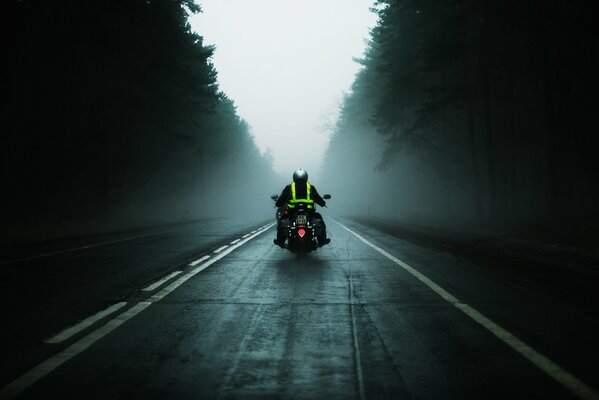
[271,194,331,253]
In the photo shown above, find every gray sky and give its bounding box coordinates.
[189,0,377,177]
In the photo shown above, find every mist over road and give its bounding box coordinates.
[3,1,598,398]
[1,218,597,399]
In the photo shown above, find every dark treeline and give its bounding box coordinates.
[322,0,598,239]
[2,0,275,240]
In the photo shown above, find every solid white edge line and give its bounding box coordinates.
[213,245,228,253]
[1,302,152,399]
[335,219,599,400]
[141,271,183,292]
[188,255,210,267]
[0,222,276,399]
[147,223,275,303]
[44,302,128,344]
[230,239,241,245]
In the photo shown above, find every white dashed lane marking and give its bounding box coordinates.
[188,255,210,267]
[1,223,276,399]
[213,245,228,253]
[44,302,128,344]
[141,271,183,292]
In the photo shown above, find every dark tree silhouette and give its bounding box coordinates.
[322,0,599,242]
[1,0,275,241]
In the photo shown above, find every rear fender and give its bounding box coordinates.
[287,226,317,253]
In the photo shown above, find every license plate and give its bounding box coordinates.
[296,214,307,225]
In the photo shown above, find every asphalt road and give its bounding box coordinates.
[1,217,597,399]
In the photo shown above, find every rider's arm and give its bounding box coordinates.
[275,185,291,207]
[311,185,326,207]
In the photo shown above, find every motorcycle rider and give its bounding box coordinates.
[273,169,330,248]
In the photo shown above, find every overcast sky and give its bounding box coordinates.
[189,0,377,177]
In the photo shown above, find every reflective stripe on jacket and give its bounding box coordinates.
[287,182,314,209]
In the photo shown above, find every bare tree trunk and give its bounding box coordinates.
[539,0,568,228]
[458,0,483,221]
[504,0,516,228]
[481,0,497,226]
[189,145,204,217]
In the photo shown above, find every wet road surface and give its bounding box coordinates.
[1,218,597,399]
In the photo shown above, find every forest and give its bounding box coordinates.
[321,0,598,243]
[2,0,598,244]
[2,0,276,241]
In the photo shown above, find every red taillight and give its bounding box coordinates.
[284,210,289,216]
[298,228,306,238]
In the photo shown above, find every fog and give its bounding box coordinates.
[320,0,599,245]
[189,0,377,175]
[2,0,598,246]
[2,1,282,242]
